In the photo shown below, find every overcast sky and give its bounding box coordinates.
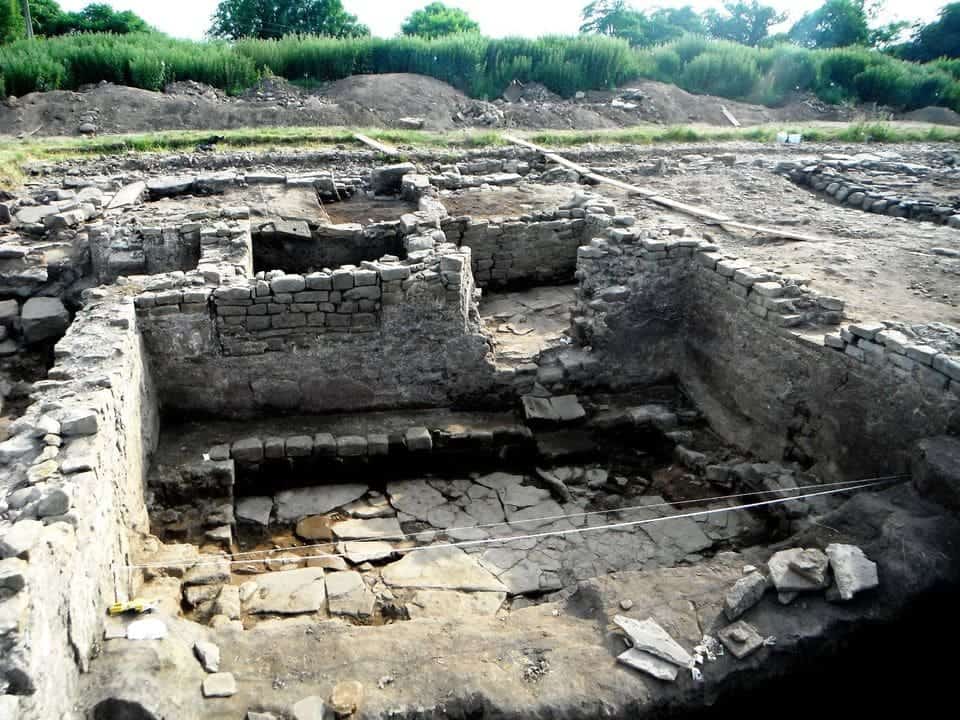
[56,1,949,40]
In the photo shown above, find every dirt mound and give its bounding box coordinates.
[902,106,960,126]
[0,73,903,138]
[316,73,500,129]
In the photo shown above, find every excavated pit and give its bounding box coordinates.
[1,146,959,720]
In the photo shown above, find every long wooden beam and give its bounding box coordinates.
[502,134,822,243]
[353,133,401,157]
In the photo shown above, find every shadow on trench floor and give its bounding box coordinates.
[673,586,960,719]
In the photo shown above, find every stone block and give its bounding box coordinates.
[314,434,337,456]
[405,427,432,452]
[20,297,70,344]
[336,436,367,457]
[285,435,314,457]
[232,437,264,463]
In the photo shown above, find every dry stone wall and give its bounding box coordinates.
[0,287,158,718]
[573,223,958,479]
[135,236,493,417]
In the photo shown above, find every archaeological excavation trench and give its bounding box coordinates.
[0,144,959,720]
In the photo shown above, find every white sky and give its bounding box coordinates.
[55,1,949,40]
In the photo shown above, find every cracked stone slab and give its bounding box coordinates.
[275,485,368,523]
[243,567,327,615]
[386,480,448,521]
[617,648,680,681]
[331,517,403,540]
[826,544,879,600]
[613,615,693,668]
[382,546,507,592]
[406,590,506,619]
[500,484,552,509]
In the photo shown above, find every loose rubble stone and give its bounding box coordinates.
[202,672,237,698]
[825,544,879,600]
[330,680,364,717]
[788,548,830,585]
[724,571,770,620]
[291,696,327,720]
[20,297,70,344]
[718,621,765,659]
[617,648,680,681]
[613,615,693,667]
[194,640,221,673]
[768,548,831,592]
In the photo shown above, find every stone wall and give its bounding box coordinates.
[781,161,960,228]
[573,225,959,480]
[136,240,494,417]
[443,211,603,289]
[253,220,407,273]
[0,288,159,718]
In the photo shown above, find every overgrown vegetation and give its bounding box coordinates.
[1,26,959,112]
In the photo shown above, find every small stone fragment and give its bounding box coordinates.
[616,648,679,681]
[202,672,237,698]
[291,695,327,720]
[194,640,221,673]
[768,548,830,592]
[718,621,764,659]
[330,680,364,716]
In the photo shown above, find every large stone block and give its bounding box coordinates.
[20,297,70,344]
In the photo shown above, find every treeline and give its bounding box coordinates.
[1,30,957,113]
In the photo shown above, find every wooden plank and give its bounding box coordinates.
[353,133,400,157]
[502,134,822,242]
[720,105,741,128]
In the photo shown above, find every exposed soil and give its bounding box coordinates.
[0,73,897,138]
[580,141,960,326]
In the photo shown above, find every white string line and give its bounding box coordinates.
[126,476,903,571]
[189,474,910,563]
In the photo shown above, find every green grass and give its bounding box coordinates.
[4,122,959,189]
[527,122,960,147]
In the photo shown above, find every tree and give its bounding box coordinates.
[209,0,370,40]
[788,0,870,48]
[704,1,786,46]
[0,0,25,43]
[27,0,68,35]
[580,1,705,47]
[401,2,479,38]
[895,3,960,60]
[68,4,151,34]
